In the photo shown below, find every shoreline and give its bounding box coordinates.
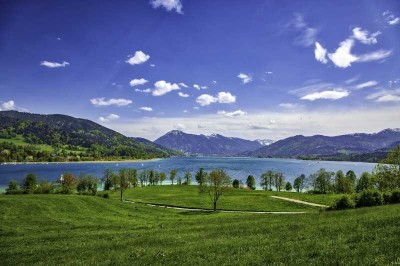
[0,158,165,165]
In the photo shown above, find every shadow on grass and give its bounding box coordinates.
[179,211,217,216]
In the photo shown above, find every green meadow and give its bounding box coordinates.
[1,187,400,265]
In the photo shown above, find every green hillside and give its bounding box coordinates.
[0,111,180,162]
[1,193,399,265]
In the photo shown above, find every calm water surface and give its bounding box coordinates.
[0,157,377,190]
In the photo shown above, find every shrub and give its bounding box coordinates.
[383,192,392,205]
[331,195,355,210]
[356,190,383,207]
[22,173,37,194]
[390,190,400,204]
[5,179,21,194]
[97,192,110,199]
[232,179,240,189]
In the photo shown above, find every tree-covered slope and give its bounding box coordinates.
[0,111,173,162]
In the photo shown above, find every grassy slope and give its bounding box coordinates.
[268,191,344,206]
[117,186,319,212]
[0,194,399,265]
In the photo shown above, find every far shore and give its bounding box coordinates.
[0,158,165,165]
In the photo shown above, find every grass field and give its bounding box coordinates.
[115,186,320,212]
[1,188,400,265]
[0,135,53,152]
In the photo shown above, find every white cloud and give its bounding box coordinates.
[98,114,120,122]
[179,83,189,88]
[135,88,152,93]
[279,103,298,109]
[150,0,183,14]
[212,80,217,84]
[40,61,69,68]
[352,27,381,45]
[217,110,247,117]
[193,84,208,90]
[328,39,358,68]
[196,94,217,106]
[178,92,189,98]
[354,81,378,90]
[174,123,186,130]
[237,73,252,84]
[266,71,273,74]
[314,42,328,63]
[150,64,156,67]
[90,98,132,107]
[140,107,153,112]
[129,78,148,87]
[1,100,15,110]
[383,11,400,25]
[216,92,236,103]
[367,89,400,103]
[295,27,318,47]
[126,51,150,65]
[357,50,392,62]
[345,76,360,84]
[152,80,180,96]
[301,90,349,101]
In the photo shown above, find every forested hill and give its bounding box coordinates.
[0,111,176,162]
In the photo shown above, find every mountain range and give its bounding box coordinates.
[154,130,264,156]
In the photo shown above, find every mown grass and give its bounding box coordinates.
[0,194,399,265]
[114,185,319,212]
[268,191,344,206]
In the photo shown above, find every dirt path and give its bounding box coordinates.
[124,200,308,214]
[270,196,329,208]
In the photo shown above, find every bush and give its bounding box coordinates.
[390,190,400,204]
[383,192,391,205]
[96,191,110,199]
[5,179,21,194]
[356,190,383,207]
[232,179,240,189]
[330,195,355,210]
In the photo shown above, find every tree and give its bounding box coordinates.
[77,174,99,195]
[293,174,306,192]
[126,168,138,187]
[373,145,400,191]
[195,168,207,186]
[246,175,256,190]
[59,173,77,194]
[170,169,177,185]
[274,172,285,191]
[113,168,130,201]
[102,168,114,190]
[309,168,334,194]
[159,172,167,185]
[346,170,357,185]
[139,171,147,187]
[356,172,374,192]
[335,170,354,194]
[232,179,240,188]
[149,169,156,185]
[260,170,274,191]
[5,179,19,194]
[22,173,37,194]
[177,176,182,185]
[200,169,231,211]
[184,171,192,185]
[285,182,292,191]
[37,179,54,194]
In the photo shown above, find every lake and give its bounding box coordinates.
[0,157,377,191]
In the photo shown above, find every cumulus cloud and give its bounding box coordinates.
[90,98,132,107]
[1,100,15,110]
[352,27,381,44]
[216,92,236,103]
[140,107,153,112]
[152,80,180,96]
[150,0,183,14]
[98,114,120,122]
[301,90,349,101]
[328,39,358,68]
[354,81,378,90]
[193,84,208,90]
[237,73,252,84]
[217,110,247,117]
[135,88,152,93]
[196,94,218,106]
[129,78,148,87]
[40,61,69,68]
[314,42,328,63]
[179,83,189,88]
[126,51,150,65]
[178,92,189,98]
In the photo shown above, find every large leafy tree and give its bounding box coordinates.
[373,145,400,191]
[293,174,307,192]
[309,168,334,194]
[113,168,130,201]
[246,175,256,190]
[260,170,275,191]
[200,169,231,211]
[195,168,207,186]
[170,169,178,185]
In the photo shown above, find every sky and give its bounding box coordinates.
[0,0,399,141]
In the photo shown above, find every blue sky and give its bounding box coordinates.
[0,0,399,140]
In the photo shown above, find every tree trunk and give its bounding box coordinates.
[120,190,123,201]
[213,201,217,212]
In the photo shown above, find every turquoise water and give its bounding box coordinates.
[0,157,376,190]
